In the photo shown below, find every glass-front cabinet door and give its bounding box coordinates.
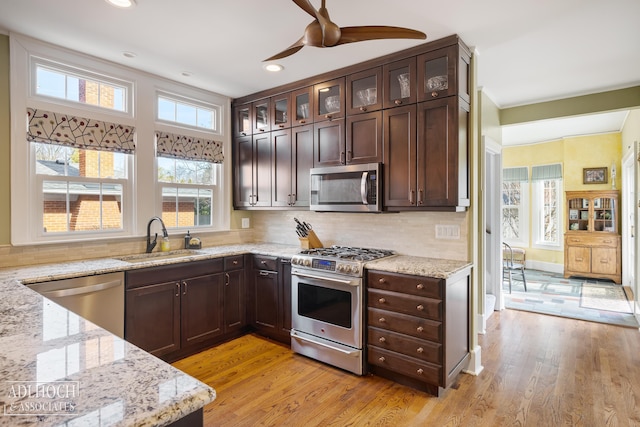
[383,57,416,108]
[417,45,457,102]
[567,197,590,231]
[292,87,313,126]
[271,93,291,130]
[233,103,252,137]
[253,98,270,133]
[346,67,382,115]
[593,196,617,232]
[314,78,345,121]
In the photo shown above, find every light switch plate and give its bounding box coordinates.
[241,218,250,228]
[435,224,460,239]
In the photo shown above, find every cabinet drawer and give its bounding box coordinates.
[126,258,224,289]
[224,255,244,270]
[253,255,278,271]
[368,289,441,321]
[368,326,441,365]
[368,345,440,385]
[565,234,618,247]
[368,271,441,299]
[368,308,441,342]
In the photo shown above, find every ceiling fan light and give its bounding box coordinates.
[263,63,284,72]
[106,0,135,8]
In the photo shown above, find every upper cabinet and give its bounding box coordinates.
[271,92,291,130]
[233,103,252,138]
[314,78,345,122]
[383,58,417,109]
[253,98,270,134]
[292,87,314,127]
[346,67,382,115]
[417,44,470,104]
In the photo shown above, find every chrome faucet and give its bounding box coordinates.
[146,216,168,253]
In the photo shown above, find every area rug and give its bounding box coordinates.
[580,283,633,313]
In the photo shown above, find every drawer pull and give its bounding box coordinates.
[379,317,386,323]
[378,278,386,284]
[417,304,424,311]
[603,239,612,243]
[417,347,424,353]
[600,259,609,263]
[417,368,424,375]
[378,298,386,304]
[571,239,581,242]
[233,260,239,265]
[416,283,424,290]
[379,356,386,363]
[378,337,386,343]
[575,257,583,262]
[417,326,424,333]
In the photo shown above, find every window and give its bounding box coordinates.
[531,164,563,248]
[156,132,224,230]
[33,58,131,113]
[502,167,529,246]
[157,92,220,132]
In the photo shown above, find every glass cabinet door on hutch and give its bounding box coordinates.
[593,197,617,232]
[292,87,314,127]
[567,197,590,231]
[346,68,382,115]
[383,57,416,109]
[314,78,345,121]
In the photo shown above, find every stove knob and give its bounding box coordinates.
[351,265,359,274]
[303,259,311,267]
[336,264,344,272]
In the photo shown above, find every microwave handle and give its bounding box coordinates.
[361,171,369,205]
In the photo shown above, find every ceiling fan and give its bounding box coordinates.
[264,0,427,61]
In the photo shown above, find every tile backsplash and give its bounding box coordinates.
[252,210,469,261]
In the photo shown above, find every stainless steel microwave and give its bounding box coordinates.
[309,163,382,212]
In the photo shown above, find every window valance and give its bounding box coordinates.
[155,131,224,163]
[532,164,562,181]
[27,108,135,154]
[503,167,529,182]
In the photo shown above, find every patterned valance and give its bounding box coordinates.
[532,163,562,181]
[155,131,224,163]
[503,167,529,182]
[27,108,135,154]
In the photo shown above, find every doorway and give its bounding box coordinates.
[622,142,638,321]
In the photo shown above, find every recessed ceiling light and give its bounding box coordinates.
[122,51,137,58]
[106,0,135,8]
[263,63,284,72]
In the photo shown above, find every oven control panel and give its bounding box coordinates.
[291,256,363,276]
[312,258,336,271]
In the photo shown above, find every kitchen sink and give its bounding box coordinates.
[116,249,203,263]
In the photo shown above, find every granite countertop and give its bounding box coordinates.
[0,243,470,426]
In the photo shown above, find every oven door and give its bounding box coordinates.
[291,268,362,349]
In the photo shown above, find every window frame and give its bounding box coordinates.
[502,177,529,247]
[155,90,222,134]
[531,177,563,250]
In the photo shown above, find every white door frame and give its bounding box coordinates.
[483,136,503,324]
[622,149,636,291]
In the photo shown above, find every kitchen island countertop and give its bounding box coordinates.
[364,255,472,279]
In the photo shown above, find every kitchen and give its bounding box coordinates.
[1,0,640,425]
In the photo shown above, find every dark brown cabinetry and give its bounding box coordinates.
[233,133,272,208]
[366,268,470,396]
[232,34,471,212]
[125,257,246,362]
[272,126,314,207]
[248,255,291,344]
[233,102,252,138]
[253,98,270,134]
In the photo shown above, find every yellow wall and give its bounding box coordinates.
[0,34,10,245]
[503,133,622,266]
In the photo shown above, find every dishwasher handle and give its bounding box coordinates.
[38,279,122,298]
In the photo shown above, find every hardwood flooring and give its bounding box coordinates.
[173,310,640,426]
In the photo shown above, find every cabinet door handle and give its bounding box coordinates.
[182,281,188,295]
[378,356,386,363]
[394,99,402,105]
[325,114,333,120]
[291,193,296,205]
[360,106,367,112]
[347,150,352,163]
[259,271,270,276]
[175,283,180,297]
[417,304,424,311]
[279,124,285,128]
[225,273,230,286]
[431,91,439,98]
[418,189,424,205]
[340,151,345,164]
[299,119,306,124]
[409,190,415,204]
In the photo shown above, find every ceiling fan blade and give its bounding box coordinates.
[264,37,306,61]
[292,0,319,20]
[336,26,426,45]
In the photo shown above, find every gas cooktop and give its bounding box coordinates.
[299,245,394,261]
[292,246,395,277]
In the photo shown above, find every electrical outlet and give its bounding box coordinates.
[435,224,460,239]
[241,218,250,229]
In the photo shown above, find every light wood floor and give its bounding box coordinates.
[173,310,640,426]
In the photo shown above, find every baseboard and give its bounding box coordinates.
[463,345,483,376]
[527,260,563,274]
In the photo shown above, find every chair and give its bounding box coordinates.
[503,243,527,293]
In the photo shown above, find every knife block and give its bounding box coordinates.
[299,230,323,249]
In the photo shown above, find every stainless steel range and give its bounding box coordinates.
[290,246,395,375]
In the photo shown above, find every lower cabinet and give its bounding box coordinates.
[366,268,470,396]
[125,256,246,361]
[248,255,292,344]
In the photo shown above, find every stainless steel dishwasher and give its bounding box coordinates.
[27,272,124,338]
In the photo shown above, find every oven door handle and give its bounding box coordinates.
[291,330,360,356]
[292,272,355,286]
